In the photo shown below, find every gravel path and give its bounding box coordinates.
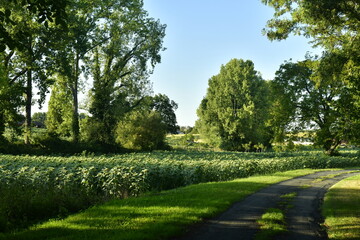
[174,170,360,240]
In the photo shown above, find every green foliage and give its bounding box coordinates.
[262,0,359,50]
[2,0,166,147]
[0,54,24,140]
[0,0,67,51]
[31,112,46,128]
[46,76,73,137]
[116,111,168,151]
[196,59,272,151]
[262,0,360,148]
[88,0,166,145]
[270,57,360,155]
[151,94,179,133]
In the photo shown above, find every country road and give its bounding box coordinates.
[175,170,360,240]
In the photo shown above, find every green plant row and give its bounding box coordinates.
[0,150,359,232]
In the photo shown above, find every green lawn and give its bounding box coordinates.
[0,169,318,240]
[323,174,360,240]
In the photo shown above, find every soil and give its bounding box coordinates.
[173,170,360,240]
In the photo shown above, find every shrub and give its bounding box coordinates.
[116,111,168,151]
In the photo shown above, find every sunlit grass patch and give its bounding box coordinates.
[323,174,360,240]
[256,208,287,240]
[255,192,297,240]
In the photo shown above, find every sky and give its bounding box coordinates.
[142,0,322,127]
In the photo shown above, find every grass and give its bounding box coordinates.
[323,174,360,240]
[255,192,297,240]
[0,169,318,240]
[313,173,344,182]
[256,208,287,240]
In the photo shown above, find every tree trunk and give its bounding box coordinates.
[24,36,33,145]
[0,111,5,142]
[24,66,32,145]
[71,54,80,143]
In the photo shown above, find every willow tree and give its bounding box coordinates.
[196,59,271,151]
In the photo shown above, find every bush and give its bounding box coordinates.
[115,111,169,151]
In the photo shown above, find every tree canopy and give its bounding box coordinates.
[196,59,271,151]
[151,94,179,134]
[0,0,67,51]
[270,56,360,155]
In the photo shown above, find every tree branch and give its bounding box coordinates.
[4,50,14,69]
[10,69,28,84]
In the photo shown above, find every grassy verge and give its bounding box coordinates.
[323,174,360,240]
[0,169,319,240]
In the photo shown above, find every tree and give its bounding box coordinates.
[0,0,67,51]
[46,0,102,143]
[87,0,166,145]
[262,1,360,145]
[0,52,24,141]
[115,110,167,151]
[32,112,46,128]
[151,94,179,133]
[1,2,53,144]
[46,75,73,137]
[271,57,359,155]
[261,0,359,49]
[196,59,271,151]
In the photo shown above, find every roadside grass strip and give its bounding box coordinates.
[323,174,360,240]
[0,169,318,240]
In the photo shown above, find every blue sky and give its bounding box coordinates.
[143,0,321,127]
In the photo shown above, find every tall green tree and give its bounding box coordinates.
[0,52,24,141]
[1,3,52,144]
[196,59,271,151]
[46,0,104,143]
[87,0,166,145]
[151,94,179,134]
[271,57,359,155]
[46,75,73,137]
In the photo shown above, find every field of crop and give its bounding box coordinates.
[0,149,359,232]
